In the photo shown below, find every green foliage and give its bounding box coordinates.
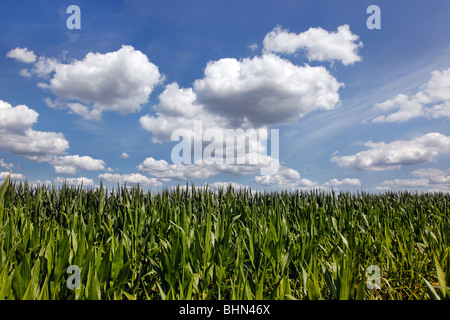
[0,177,448,300]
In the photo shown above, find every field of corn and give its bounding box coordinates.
[0,174,448,300]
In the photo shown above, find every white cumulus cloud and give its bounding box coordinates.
[98,173,162,187]
[0,100,39,133]
[13,45,163,119]
[50,155,106,175]
[0,159,15,170]
[373,68,450,122]
[140,82,227,142]
[324,178,362,187]
[252,165,320,190]
[140,27,349,143]
[31,177,95,188]
[0,171,26,180]
[263,25,363,65]
[331,133,450,171]
[53,177,95,187]
[141,54,342,142]
[0,100,68,159]
[194,54,342,128]
[6,47,37,63]
[207,181,250,191]
[138,157,229,181]
[0,99,106,174]
[378,168,450,192]
[411,168,450,184]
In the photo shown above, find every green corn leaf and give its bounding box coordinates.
[116,260,132,285]
[434,255,447,298]
[0,263,15,299]
[122,291,136,300]
[86,263,101,300]
[0,173,10,223]
[38,276,49,300]
[422,276,441,300]
[22,258,41,300]
[355,268,367,300]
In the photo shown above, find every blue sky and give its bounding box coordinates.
[1,0,450,192]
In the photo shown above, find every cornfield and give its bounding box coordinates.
[0,174,448,300]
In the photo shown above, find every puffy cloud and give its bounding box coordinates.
[152,82,199,118]
[381,178,430,189]
[331,133,450,171]
[31,57,59,77]
[15,45,162,119]
[98,173,162,187]
[411,168,450,184]
[373,68,450,122]
[373,186,391,193]
[19,69,32,77]
[50,155,106,175]
[9,51,58,77]
[141,54,342,140]
[120,152,130,159]
[140,83,227,142]
[248,43,258,51]
[194,54,342,128]
[0,172,26,180]
[324,178,362,187]
[428,101,450,119]
[65,102,102,120]
[45,99,103,120]
[263,25,363,65]
[6,47,37,63]
[138,157,231,180]
[107,153,304,189]
[0,100,39,133]
[137,34,345,189]
[1,129,69,161]
[100,162,258,188]
[52,177,95,187]
[373,93,427,123]
[254,165,300,186]
[140,26,346,146]
[207,181,250,191]
[138,150,286,182]
[253,176,362,191]
[425,68,450,101]
[0,99,106,174]
[0,100,69,159]
[378,168,450,192]
[31,177,95,188]
[252,165,319,190]
[0,159,14,170]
